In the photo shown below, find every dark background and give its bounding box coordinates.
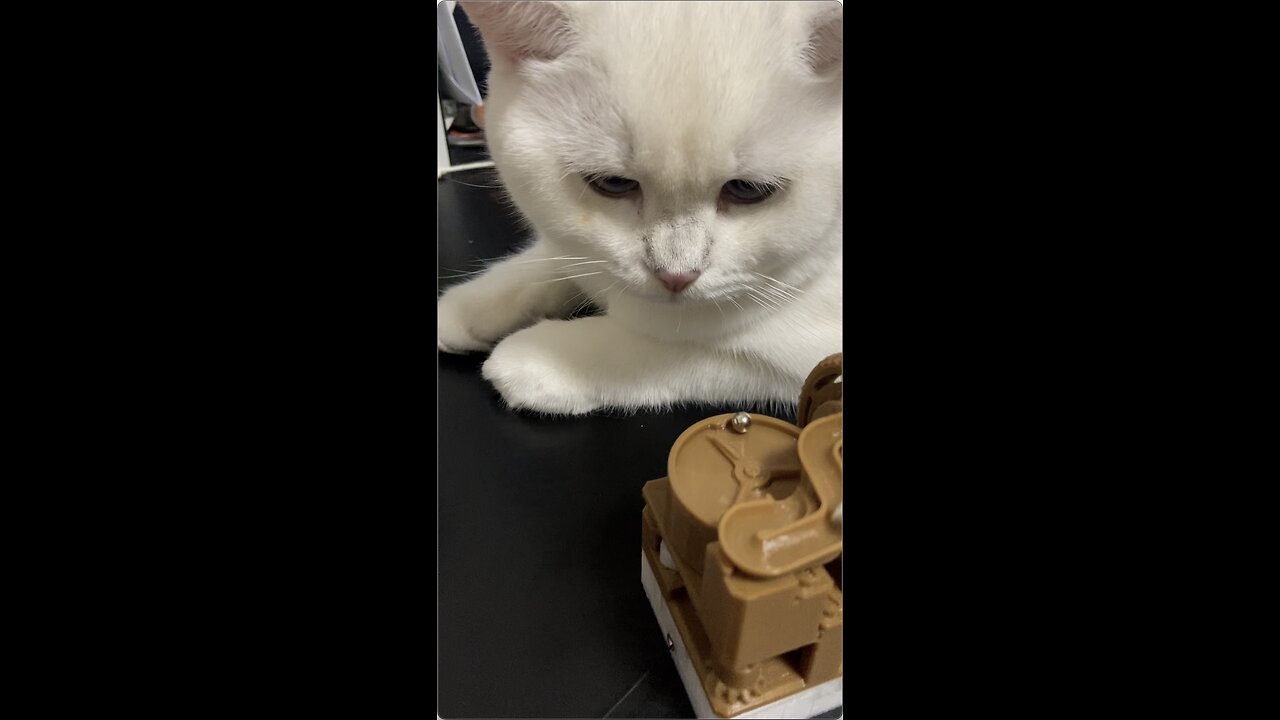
[436,170,841,718]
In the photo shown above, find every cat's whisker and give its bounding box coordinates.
[600,279,621,297]
[724,295,745,312]
[510,256,591,264]
[756,278,800,302]
[711,297,726,319]
[748,293,796,322]
[463,255,505,266]
[557,260,612,268]
[747,276,799,303]
[505,258,609,279]
[536,271,605,284]
[437,267,489,279]
[593,280,623,309]
[758,284,798,305]
[753,283,792,305]
[743,287,783,312]
[753,272,806,295]
[567,278,620,317]
[752,282,785,299]
[442,176,506,190]
[561,289,588,312]
[571,293,596,316]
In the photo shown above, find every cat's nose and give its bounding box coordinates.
[654,269,701,294]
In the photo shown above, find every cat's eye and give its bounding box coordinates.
[721,179,779,204]
[587,175,640,198]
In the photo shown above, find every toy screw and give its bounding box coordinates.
[728,412,752,433]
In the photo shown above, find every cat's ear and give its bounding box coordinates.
[802,2,843,76]
[460,1,575,63]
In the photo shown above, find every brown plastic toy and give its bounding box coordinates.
[641,354,843,718]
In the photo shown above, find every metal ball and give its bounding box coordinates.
[728,412,751,433]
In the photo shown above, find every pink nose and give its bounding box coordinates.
[654,269,701,293]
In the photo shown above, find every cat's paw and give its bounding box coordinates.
[481,322,601,415]
[437,285,500,354]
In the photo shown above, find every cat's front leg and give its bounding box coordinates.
[437,240,580,353]
[482,317,792,414]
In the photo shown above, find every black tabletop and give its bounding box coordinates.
[436,167,841,719]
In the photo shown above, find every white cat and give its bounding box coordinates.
[439,1,842,415]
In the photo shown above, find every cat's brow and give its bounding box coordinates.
[563,154,632,178]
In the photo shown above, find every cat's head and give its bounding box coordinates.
[463,1,842,303]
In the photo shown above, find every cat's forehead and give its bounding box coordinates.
[534,4,816,185]
[585,3,807,128]
[577,2,808,68]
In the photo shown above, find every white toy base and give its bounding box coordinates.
[641,553,843,719]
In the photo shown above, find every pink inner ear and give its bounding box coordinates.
[461,0,574,62]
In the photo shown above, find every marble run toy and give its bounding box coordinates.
[641,354,843,718]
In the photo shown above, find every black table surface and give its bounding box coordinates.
[436,166,842,719]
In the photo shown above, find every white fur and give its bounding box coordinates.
[441,2,843,415]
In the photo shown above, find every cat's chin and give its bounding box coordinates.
[625,282,704,304]
[634,292,728,309]
[631,290,696,304]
